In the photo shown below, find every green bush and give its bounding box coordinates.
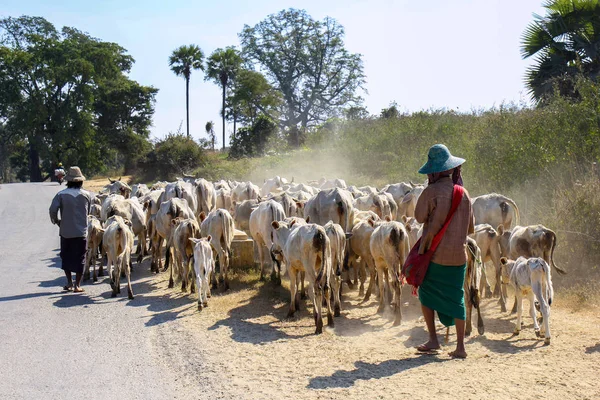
[139,133,206,181]
[229,116,277,159]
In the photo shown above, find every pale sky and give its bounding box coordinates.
[1,0,546,146]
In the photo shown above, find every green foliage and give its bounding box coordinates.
[521,0,600,101]
[205,47,243,149]
[228,68,282,126]
[229,116,277,159]
[380,102,400,119]
[0,16,157,181]
[139,133,206,181]
[240,8,366,145]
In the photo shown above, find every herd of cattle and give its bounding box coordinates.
[85,175,563,344]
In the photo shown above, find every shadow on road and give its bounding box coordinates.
[52,293,97,308]
[207,278,312,344]
[0,292,57,302]
[307,356,445,389]
[585,342,600,354]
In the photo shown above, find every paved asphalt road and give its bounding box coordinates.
[0,183,202,400]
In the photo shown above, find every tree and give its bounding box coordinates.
[227,68,282,126]
[205,47,243,150]
[344,105,369,120]
[205,120,216,150]
[521,0,600,101]
[169,44,204,138]
[380,102,400,119]
[229,115,277,159]
[239,8,366,146]
[0,16,157,181]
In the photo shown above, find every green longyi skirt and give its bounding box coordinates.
[418,261,466,327]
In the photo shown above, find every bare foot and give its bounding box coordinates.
[73,287,85,293]
[417,340,440,352]
[62,285,73,291]
[449,349,467,359]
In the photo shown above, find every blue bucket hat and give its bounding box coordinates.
[418,144,465,175]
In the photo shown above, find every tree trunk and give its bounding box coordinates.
[186,77,190,139]
[222,84,226,150]
[233,107,237,138]
[28,142,42,182]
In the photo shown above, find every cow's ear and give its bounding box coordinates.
[305,216,310,224]
[206,235,212,242]
[500,257,508,265]
[405,223,412,232]
[295,201,303,209]
[199,211,206,222]
[497,225,504,235]
[368,218,375,227]
[271,221,280,229]
[401,215,407,223]
[289,219,297,227]
[384,216,391,222]
[232,201,237,208]
[189,238,201,246]
[124,219,132,227]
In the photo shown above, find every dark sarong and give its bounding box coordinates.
[418,262,466,327]
[60,236,87,274]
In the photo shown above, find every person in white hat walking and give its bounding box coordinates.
[49,166,95,293]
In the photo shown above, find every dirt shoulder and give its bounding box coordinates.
[149,271,600,400]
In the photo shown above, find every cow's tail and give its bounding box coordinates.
[389,225,405,283]
[503,196,520,228]
[541,259,554,306]
[219,210,232,248]
[466,239,481,307]
[314,230,326,289]
[548,229,566,275]
[196,183,205,213]
[336,198,346,231]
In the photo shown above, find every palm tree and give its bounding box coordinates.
[521,0,600,101]
[169,45,205,138]
[205,121,215,150]
[206,47,243,150]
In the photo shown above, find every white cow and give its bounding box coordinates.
[195,178,216,216]
[189,237,216,310]
[303,188,355,233]
[323,221,348,317]
[151,198,195,273]
[271,220,334,334]
[171,217,201,292]
[84,215,104,282]
[231,181,261,204]
[249,200,286,283]
[472,193,520,230]
[215,187,233,212]
[370,221,410,325]
[200,209,235,290]
[261,176,290,197]
[103,215,135,299]
[501,257,553,345]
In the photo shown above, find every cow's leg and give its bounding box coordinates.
[83,247,91,281]
[137,231,146,264]
[358,259,367,297]
[332,273,341,317]
[325,283,334,327]
[307,279,323,334]
[528,291,540,335]
[514,291,523,335]
[376,266,386,314]
[99,247,105,277]
[541,301,551,345]
[363,265,377,303]
[125,254,134,300]
[195,267,203,311]
[181,254,189,292]
[222,248,230,291]
[188,257,196,294]
[257,243,266,281]
[384,268,393,305]
[168,251,176,289]
[465,294,473,336]
[393,278,402,326]
[288,269,297,318]
[300,271,306,299]
[511,295,518,314]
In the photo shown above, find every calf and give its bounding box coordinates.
[103,216,135,299]
[470,224,503,302]
[271,221,333,334]
[465,237,485,336]
[171,218,201,291]
[323,221,348,316]
[249,200,286,283]
[369,221,410,325]
[84,215,104,282]
[189,237,215,310]
[200,209,235,290]
[501,257,553,345]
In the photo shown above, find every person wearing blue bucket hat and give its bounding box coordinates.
[413,144,474,358]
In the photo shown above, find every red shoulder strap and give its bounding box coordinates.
[428,185,464,254]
